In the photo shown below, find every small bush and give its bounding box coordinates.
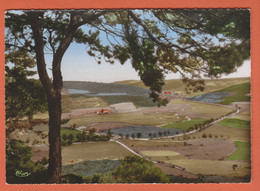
[202,134,207,138]
[232,164,238,171]
[89,128,97,134]
[6,140,47,184]
[61,119,70,125]
[62,174,84,183]
[137,132,142,138]
[25,137,30,143]
[68,140,73,145]
[62,134,68,141]
[68,133,74,141]
[32,139,38,145]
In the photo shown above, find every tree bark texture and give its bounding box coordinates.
[47,94,62,183]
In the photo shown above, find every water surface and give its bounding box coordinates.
[188,92,230,103]
[102,126,183,138]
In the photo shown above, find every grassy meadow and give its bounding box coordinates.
[218,118,250,130]
[115,77,250,97]
[232,111,251,121]
[165,159,250,177]
[176,124,250,142]
[216,82,250,104]
[62,142,134,165]
[227,141,251,161]
[162,118,209,130]
[66,112,185,127]
[171,99,233,118]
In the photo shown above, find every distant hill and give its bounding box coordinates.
[63,81,149,96]
[114,77,250,97]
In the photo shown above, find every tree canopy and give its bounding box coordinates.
[5,9,250,98]
[5,9,250,183]
[5,49,47,121]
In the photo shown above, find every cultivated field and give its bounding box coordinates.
[61,142,134,165]
[165,159,250,177]
[66,112,185,127]
[170,99,233,118]
[171,124,251,142]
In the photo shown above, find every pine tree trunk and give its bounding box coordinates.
[47,93,62,183]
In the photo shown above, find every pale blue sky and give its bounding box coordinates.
[50,42,250,83]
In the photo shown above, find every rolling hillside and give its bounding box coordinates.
[115,77,250,97]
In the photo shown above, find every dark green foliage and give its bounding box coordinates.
[62,157,169,184]
[168,175,203,183]
[201,9,250,41]
[61,119,70,124]
[6,139,48,184]
[86,156,169,183]
[137,132,142,138]
[61,127,110,146]
[62,174,85,183]
[76,132,110,142]
[5,50,48,121]
[123,28,168,106]
[107,128,112,137]
[62,134,68,141]
[60,127,80,145]
[68,133,74,141]
[109,156,169,183]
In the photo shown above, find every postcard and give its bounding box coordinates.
[1,0,259,191]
